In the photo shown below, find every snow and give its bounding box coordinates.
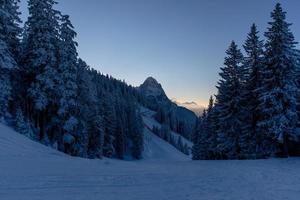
[143,128,188,161]
[141,106,193,148]
[1,123,300,200]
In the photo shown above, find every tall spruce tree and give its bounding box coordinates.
[192,110,209,160]
[0,40,16,119]
[21,0,61,140]
[239,24,265,159]
[192,96,217,160]
[74,59,96,156]
[214,41,244,159]
[0,0,22,57]
[0,0,19,119]
[102,94,117,158]
[128,105,144,159]
[57,14,79,137]
[257,3,299,157]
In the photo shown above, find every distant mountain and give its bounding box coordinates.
[138,77,197,140]
[138,77,170,110]
[174,101,205,116]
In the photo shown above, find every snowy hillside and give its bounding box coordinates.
[2,123,300,200]
[141,106,193,150]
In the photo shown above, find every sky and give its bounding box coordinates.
[19,0,300,107]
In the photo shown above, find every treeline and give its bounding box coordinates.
[193,4,300,160]
[0,0,143,160]
[152,125,190,155]
[155,107,196,140]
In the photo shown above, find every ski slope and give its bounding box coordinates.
[1,123,300,200]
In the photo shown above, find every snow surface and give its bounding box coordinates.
[1,123,300,200]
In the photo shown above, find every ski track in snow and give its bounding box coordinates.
[1,123,300,200]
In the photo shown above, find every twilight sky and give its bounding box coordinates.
[19,0,300,107]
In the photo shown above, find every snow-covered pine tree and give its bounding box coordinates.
[0,0,22,57]
[0,0,19,120]
[192,110,209,160]
[191,115,200,145]
[128,105,144,160]
[21,0,61,140]
[239,24,265,159]
[102,94,117,158]
[114,99,127,159]
[74,58,96,157]
[192,102,216,160]
[205,96,219,159]
[87,111,104,159]
[160,124,171,141]
[57,14,79,140]
[257,3,299,157]
[0,39,16,120]
[14,108,34,138]
[214,41,244,159]
[177,136,184,153]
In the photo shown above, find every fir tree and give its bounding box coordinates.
[14,108,34,138]
[177,136,184,153]
[0,40,16,119]
[87,112,104,159]
[214,41,244,159]
[21,0,61,140]
[129,107,144,160]
[102,94,117,158]
[257,3,299,157]
[192,110,212,160]
[57,14,79,137]
[74,59,96,156]
[114,99,126,159]
[0,0,22,57]
[239,24,265,159]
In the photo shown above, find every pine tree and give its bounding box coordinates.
[0,0,19,119]
[214,41,244,159]
[74,59,96,156]
[192,96,217,160]
[102,94,116,158]
[87,112,104,159]
[14,108,34,138]
[192,110,212,160]
[239,24,265,159]
[0,40,16,119]
[129,107,144,160]
[114,99,126,159]
[177,136,184,153]
[206,97,219,159]
[21,0,61,140]
[57,14,79,137]
[0,0,22,57]
[257,3,299,157]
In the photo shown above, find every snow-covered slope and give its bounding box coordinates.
[143,128,188,161]
[2,123,300,200]
[141,106,193,149]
